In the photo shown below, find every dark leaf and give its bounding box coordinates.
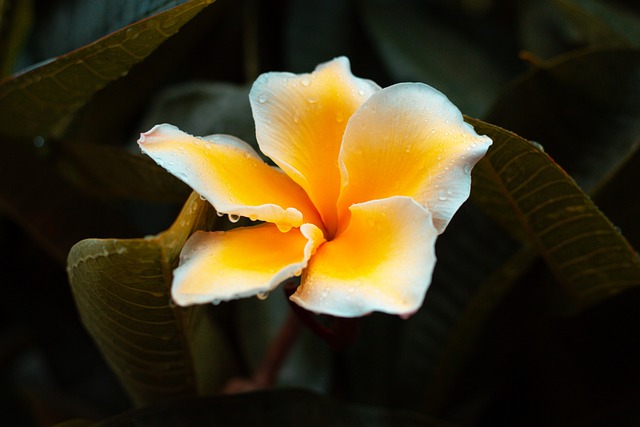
[469,117,640,310]
[88,389,451,427]
[67,192,235,406]
[0,139,137,263]
[0,0,216,139]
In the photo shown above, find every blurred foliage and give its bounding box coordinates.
[1,0,639,426]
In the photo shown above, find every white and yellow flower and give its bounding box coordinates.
[138,57,491,318]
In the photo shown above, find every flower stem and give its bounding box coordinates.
[223,305,301,393]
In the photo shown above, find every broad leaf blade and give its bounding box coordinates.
[67,192,234,406]
[63,142,190,203]
[469,117,640,310]
[0,0,216,139]
[0,140,137,263]
[88,389,448,427]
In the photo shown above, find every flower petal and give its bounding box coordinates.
[250,57,380,236]
[290,196,437,317]
[172,223,325,305]
[337,83,492,233]
[139,124,321,231]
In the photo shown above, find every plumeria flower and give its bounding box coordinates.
[138,57,491,318]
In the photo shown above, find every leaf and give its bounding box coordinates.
[0,0,33,76]
[0,0,216,140]
[556,0,640,48]
[87,389,449,427]
[62,142,190,203]
[469,117,640,310]
[486,48,640,193]
[0,139,137,263]
[24,0,198,66]
[359,0,517,117]
[67,192,235,406]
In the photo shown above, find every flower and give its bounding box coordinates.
[138,57,491,318]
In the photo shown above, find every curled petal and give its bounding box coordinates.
[172,223,325,305]
[250,57,380,236]
[290,196,437,318]
[138,124,321,231]
[338,83,492,233]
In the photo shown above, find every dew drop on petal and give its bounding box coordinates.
[216,210,225,217]
[199,194,207,201]
[301,77,311,87]
[257,292,270,300]
[228,214,241,223]
[438,189,448,201]
[211,299,221,306]
[463,163,472,175]
[258,95,268,103]
[276,224,292,233]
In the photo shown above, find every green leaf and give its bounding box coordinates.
[87,389,449,427]
[486,48,640,194]
[469,117,640,310]
[67,192,235,406]
[0,0,216,140]
[0,0,33,76]
[24,0,198,66]
[360,0,516,117]
[556,0,640,48]
[62,142,190,203]
[0,139,137,263]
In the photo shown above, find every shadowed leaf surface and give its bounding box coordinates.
[63,142,190,203]
[82,389,450,427]
[0,0,216,139]
[0,140,137,263]
[487,48,640,193]
[67,192,234,406]
[469,117,640,310]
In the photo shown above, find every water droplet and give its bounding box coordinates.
[530,140,545,152]
[294,269,302,277]
[258,95,267,103]
[358,88,366,96]
[211,299,221,306]
[307,97,318,104]
[430,129,436,134]
[438,189,448,201]
[216,211,225,217]
[249,214,258,221]
[257,292,269,300]
[277,224,292,233]
[33,136,45,148]
[244,152,252,159]
[463,163,472,175]
[228,214,241,223]
[301,77,311,87]
[199,194,207,201]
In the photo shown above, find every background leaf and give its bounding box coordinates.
[469,117,640,310]
[67,192,235,406]
[79,389,450,427]
[0,0,216,139]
